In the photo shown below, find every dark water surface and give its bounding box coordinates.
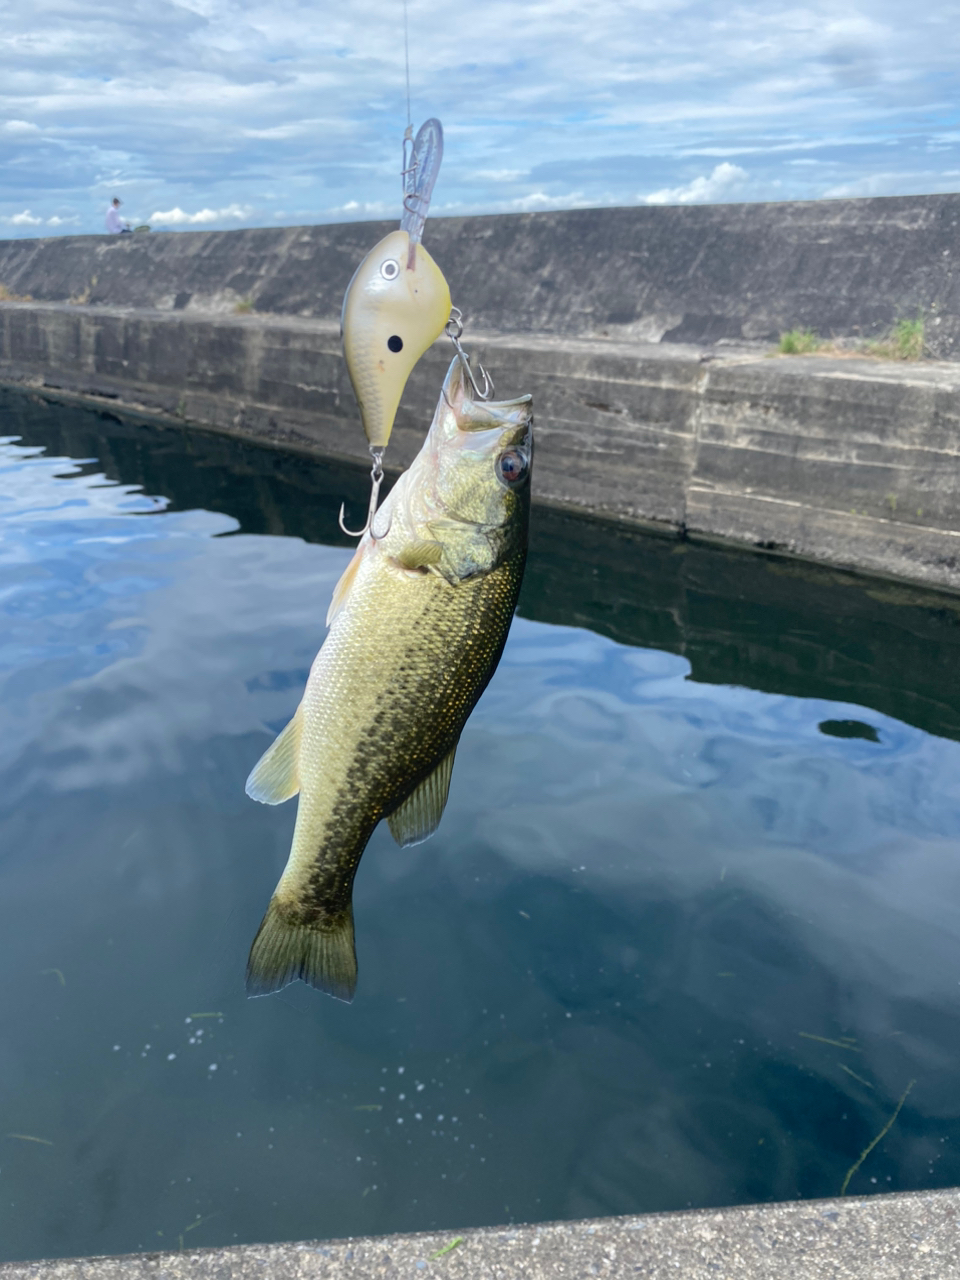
[3,389,960,1263]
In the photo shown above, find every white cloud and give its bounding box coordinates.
[325,198,394,218]
[507,189,593,212]
[1,0,960,235]
[47,215,80,226]
[147,203,252,226]
[510,191,555,210]
[822,170,960,198]
[473,169,530,183]
[2,210,44,226]
[645,163,749,205]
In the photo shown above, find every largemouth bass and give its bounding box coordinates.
[245,356,533,1000]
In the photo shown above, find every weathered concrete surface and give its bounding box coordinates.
[3,195,960,353]
[2,299,960,592]
[3,1190,959,1279]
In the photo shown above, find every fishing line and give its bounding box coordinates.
[398,2,492,403]
[399,3,492,399]
[401,0,415,226]
[339,0,491,544]
[403,0,412,129]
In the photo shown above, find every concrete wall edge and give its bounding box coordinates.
[2,1188,959,1279]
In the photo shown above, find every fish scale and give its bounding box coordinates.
[245,357,533,1001]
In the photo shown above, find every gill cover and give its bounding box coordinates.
[341,229,451,449]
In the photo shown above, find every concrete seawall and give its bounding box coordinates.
[3,195,960,351]
[2,291,960,591]
[3,197,960,591]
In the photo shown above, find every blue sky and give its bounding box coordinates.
[2,0,960,237]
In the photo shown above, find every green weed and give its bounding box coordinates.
[430,1237,465,1260]
[840,1079,914,1195]
[866,316,925,361]
[775,316,927,361]
[779,328,821,355]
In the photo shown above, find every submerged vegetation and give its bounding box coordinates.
[777,316,927,361]
[839,1079,915,1196]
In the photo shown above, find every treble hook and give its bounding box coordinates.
[338,446,390,540]
[445,307,495,400]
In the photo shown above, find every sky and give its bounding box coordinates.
[2,0,960,237]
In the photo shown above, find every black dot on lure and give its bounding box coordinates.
[387,335,404,353]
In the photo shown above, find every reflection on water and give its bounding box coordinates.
[3,390,960,1263]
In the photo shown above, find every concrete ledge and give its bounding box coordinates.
[3,1190,959,1278]
[3,300,960,592]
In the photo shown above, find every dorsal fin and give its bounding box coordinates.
[245,705,303,805]
[386,745,458,847]
[326,544,364,627]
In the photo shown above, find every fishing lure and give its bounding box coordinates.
[341,119,450,454]
[340,119,493,538]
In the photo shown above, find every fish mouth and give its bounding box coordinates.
[441,355,533,433]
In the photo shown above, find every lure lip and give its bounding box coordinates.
[401,117,444,254]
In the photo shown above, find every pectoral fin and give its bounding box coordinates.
[245,706,303,805]
[326,544,364,626]
[387,745,457,847]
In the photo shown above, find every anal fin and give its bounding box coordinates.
[245,705,302,805]
[387,745,457,847]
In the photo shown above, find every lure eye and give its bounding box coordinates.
[387,335,404,353]
[496,448,528,486]
[380,259,400,280]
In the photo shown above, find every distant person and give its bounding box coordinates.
[105,198,131,234]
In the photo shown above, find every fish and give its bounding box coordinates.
[244,355,533,1001]
[341,228,451,449]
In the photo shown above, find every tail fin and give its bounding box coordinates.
[245,898,357,1002]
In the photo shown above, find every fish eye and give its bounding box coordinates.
[387,334,404,353]
[380,259,400,280]
[496,448,528,485]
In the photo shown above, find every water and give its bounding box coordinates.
[3,389,960,1263]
